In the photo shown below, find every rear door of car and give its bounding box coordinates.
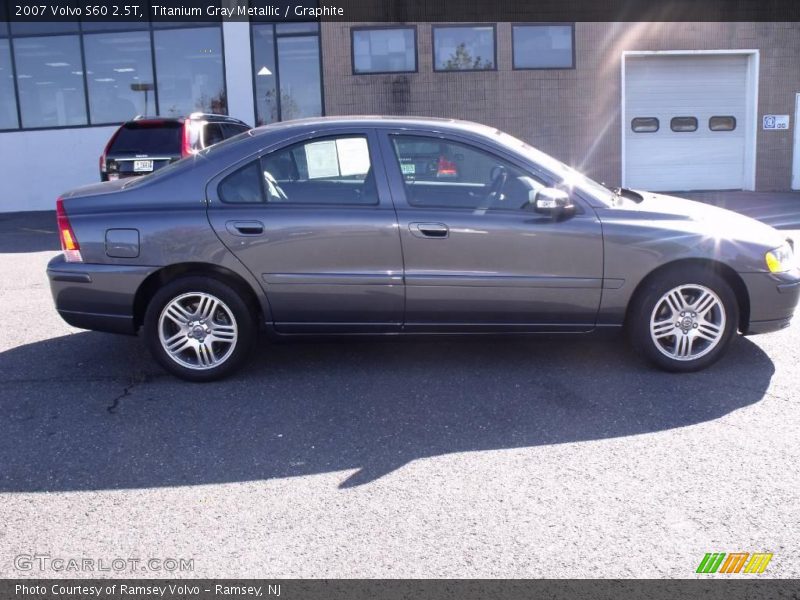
[377,128,604,331]
[206,128,404,332]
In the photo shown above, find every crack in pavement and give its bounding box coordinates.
[107,374,154,414]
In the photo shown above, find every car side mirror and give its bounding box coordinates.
[531,187,575,219]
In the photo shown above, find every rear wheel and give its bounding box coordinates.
[144,276,256,381]
[629,266,739,372]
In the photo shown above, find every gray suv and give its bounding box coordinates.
[48,117,800,381]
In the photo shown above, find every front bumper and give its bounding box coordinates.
[740,268,800,335]
[47,254,158,335]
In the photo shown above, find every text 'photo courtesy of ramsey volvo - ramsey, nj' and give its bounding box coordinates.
[47,117,800,381]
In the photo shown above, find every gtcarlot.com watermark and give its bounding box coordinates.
[14,553,194,573]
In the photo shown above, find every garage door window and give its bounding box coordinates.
[670,117,698,132]
[631,117,659,133]
[709,116,736,131]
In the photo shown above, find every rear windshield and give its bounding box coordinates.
[109,121,183,155]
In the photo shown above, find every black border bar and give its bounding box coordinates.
[3,579,800,600]
[4,0,800,23]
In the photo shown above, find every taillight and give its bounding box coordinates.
[181,121,194,158]
[56,197,82,263]
[100,126,122,177]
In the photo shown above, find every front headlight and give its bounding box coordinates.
[765,242,796,273]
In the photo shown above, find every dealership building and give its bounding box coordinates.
[1,16,799,212]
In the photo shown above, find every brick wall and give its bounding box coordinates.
[320,22,800,191]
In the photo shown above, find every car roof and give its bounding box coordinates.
[249,115,498,137]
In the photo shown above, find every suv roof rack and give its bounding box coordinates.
[188,112,249,125]
[130,113,248,126]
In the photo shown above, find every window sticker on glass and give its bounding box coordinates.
[305,140,340,179]
[335,137,370,176]
[401,162,416,175]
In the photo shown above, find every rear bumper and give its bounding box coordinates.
[740,268,800,335]
[47,254,157,335]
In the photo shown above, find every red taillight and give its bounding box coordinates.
[100,126,122,176]
[181,121,194,158]
[56,197,82,263]
[437,156,458,177]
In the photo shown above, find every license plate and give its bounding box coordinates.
[133,160,153,172]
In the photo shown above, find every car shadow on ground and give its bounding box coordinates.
[0,211,58,253]
[0,331,775,492]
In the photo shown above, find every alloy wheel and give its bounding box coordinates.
[158,292,238,370]
[649,284,726,361]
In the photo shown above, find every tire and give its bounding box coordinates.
[143,276,256,382]
[628,265,739,372]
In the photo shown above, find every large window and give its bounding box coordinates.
[13,35,87,128]
[433,25,496,72]
[83,31,154,123]
[0,40,18,129]
[0,20,226,131]
[352,27,416,74]
[251,23,322,125]
[512,24,574,69]
[154,27,225,116]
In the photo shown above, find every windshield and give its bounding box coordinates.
[492,130,616,205]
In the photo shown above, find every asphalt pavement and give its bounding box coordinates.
[0,214,798,578]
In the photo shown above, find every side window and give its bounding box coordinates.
[223,124,249,138]
[260,136,377,205]
[218,162,264,204]
[390,135,545,210]
[204,123,225,147]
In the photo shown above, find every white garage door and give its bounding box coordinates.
[624,54,749,191]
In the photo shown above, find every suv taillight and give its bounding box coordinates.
[181,121,194,158]
[100,126,122,178]
[56,197,82,263]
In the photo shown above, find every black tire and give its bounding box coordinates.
[143,276,256,382]
[628,265,739,372]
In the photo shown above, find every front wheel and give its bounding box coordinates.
[144,276,256,382]
[629,266,739,372]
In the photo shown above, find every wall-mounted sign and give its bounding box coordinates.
[763,115,790,130]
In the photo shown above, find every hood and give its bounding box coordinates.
[600,190,787,249]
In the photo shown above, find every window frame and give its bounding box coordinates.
[0,20,226,132]
[350,25,418,76]
[211,131,386,209]
[709,115,737,132]
[249,21,324,126]
[381,131,581,215]
[432,23,498,73]
[670,116,699,133]
[511,23,576,71]
[630,117,660,133]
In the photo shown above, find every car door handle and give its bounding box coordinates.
[409,222,449,238]
[226,220,264,236]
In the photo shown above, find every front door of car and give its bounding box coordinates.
[377,130,604,331]
[206,129,404,332]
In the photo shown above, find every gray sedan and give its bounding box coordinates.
[47,117,800,381]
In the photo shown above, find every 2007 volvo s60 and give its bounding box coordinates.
[47,117,800,381]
